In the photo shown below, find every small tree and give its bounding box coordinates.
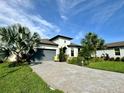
[59,47,66,62]
[80,32,105,64]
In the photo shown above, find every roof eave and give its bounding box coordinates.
[67,45,82,48]
[50,35,73,41]
[40,43,58,46]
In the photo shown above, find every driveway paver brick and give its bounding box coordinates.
[31,62,124,93]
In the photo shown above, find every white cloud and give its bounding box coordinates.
[75,31,84,40]
[57,0,86,20]
[72,0,106,16]
[91,0,124,25]
[60,15,68,21]
[72,30,87,44]
[57,0,124,25]
[57,0,86,14]
[10,0,33,8]
[0,0,60,38]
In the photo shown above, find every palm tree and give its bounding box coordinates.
[80,32,105,58]
[0,24,41,64]
[0,46,10,62]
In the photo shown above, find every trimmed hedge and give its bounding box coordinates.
[90,57,104,62]
[109,57,115,61]
[115,57,120,61]
[121,57,124,62]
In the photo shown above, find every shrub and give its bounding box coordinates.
[109,57,115,61]
[53,55,59,62]
[121,57,124,62]
[59,54,68,62]
[90,57,104,62]
[67,57,83,66]
[58,48,68,62]
[104,53,110,60]
[115,57,120,61]
[0,60,3,63]
[82,60,90,66]
[64,55,69,61]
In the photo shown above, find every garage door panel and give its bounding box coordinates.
[33,49,56,61]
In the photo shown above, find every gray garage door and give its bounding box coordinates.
[33,49,56,61]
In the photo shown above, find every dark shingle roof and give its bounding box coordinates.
[106,41,124,48]
[67,43,82,47]
[40,39,58,46]
[50,35,73,41]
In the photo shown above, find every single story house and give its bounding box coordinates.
[96,41,124,58]
[33,35,81,61]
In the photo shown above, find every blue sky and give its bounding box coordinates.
[0,0,124,44]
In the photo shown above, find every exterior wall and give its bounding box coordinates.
[8,54,16,62]
[96,49,115,58]
[74,47,78,57]
[67,47,71,57]
[52,38,72,56]
[120,48,124,58]
[36,44,58,55]
[52,37,71,48]
[67,47,79,57]
[51,38,80,57]
[8,44,58,62]
[96,47,124,58]
[56,47,79,57]
[35,41,79,57]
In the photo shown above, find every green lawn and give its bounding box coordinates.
[0,63,63,93]
[88,61,124,73]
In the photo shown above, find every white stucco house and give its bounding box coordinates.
[33,35,81,61]
[96,41,124,58]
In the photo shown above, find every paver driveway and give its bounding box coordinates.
[31,62,124,93]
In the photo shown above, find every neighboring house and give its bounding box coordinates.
[96,41,124,58]
[33,35,81,61]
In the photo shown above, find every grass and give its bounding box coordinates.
[0,62,63,93]
[88,61,124,73]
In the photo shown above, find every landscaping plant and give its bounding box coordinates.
[109,57,115,61]
[58,48,67,62]
[89,57,104,62]
[0,63,63,93]
[88,61,124,73]
[67,57,83,66]
[79,32,105,64]
[103,53,110,60]
[0,24,41,64]
[115,57,120,61]
[121,57,124,62]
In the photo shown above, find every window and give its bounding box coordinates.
[115,48,120,55]
[71,48,74,56]
[78,48,80,54]
[64,40,66,43]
